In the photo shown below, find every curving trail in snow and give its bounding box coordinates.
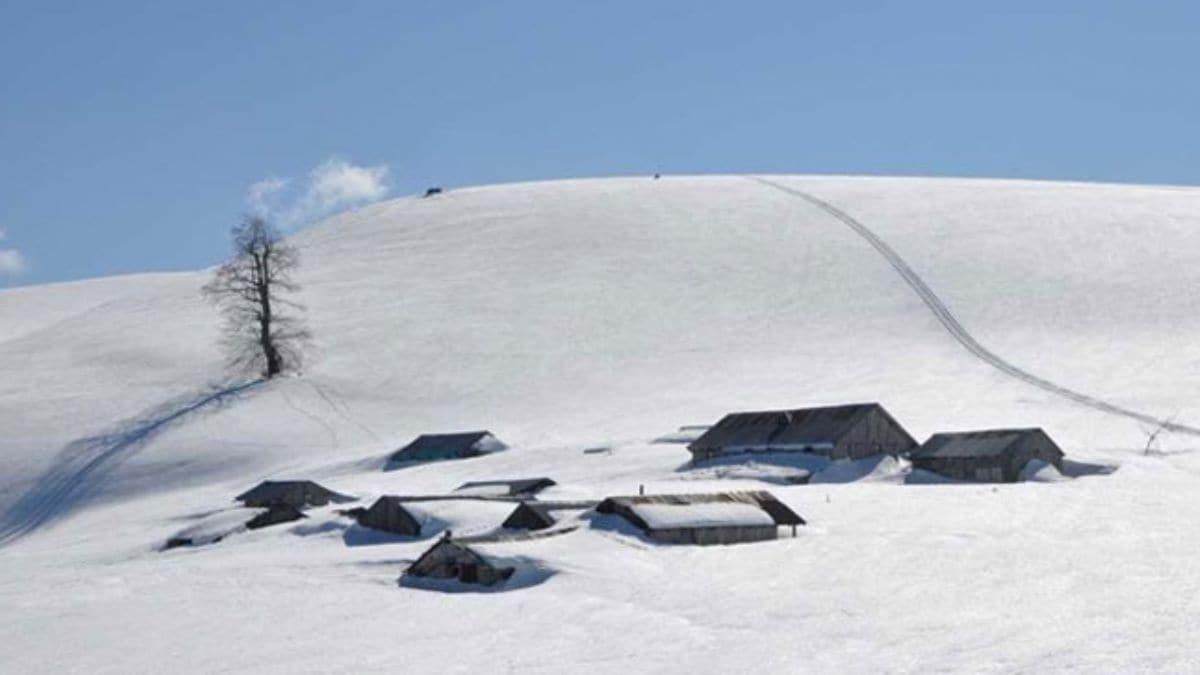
[749,175,1200,436]
[0,380,263,548]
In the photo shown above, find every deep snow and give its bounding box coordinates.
[2,175,1200,673]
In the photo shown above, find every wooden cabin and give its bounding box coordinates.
[356,496,422,536]
[404,534,515,586]
[688,402,916,462]
[911,428,1065,482]
[595,491,805,545]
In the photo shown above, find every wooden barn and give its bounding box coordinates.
[356,496,422,536]
[404,534,515,586]
[502,502,556,531]
[245,504,306,530]
[596,491,805,545]
[911,428,1065,482]
[389,431,507,464]
[236,480,354,509]
[688,402,917,462]
[454,477,556,498]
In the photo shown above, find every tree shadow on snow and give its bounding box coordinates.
[0,380,264,548]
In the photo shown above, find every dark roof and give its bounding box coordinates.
[358,496,422,535]
[235,480,354,508]
[596,490,805,527]
[455,478,556,497]
[912,428,1049,459]
[245,504,306,530]
[408,536,489,572]
[362,495,425,518]
[390,431,504,462]
[688,403,886,452]
[502,502,556,530]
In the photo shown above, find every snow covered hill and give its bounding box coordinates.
[3,175,1200,673]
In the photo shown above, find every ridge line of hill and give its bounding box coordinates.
[748,175,1200,437]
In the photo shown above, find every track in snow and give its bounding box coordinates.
[0,380,263,548]
[749,176,1200,436]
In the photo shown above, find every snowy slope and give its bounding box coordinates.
[2,175,1200,673]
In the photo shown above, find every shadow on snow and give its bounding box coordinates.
[0,380,264,548]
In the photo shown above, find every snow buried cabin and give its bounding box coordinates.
[596,491,805,545]
[911,428,1065,482]
[454,477,556,498]
[688,402,916,462]
[356,497,422,536]
[236,480,354,508]
[502,502,556,531]
[245,504,306,530]
[389,431,506,463]
[403,534,514,586]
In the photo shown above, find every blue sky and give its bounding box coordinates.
[2,1,1197,286]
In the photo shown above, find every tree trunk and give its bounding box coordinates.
[256,252,282,378]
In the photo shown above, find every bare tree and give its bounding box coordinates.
[203,217,309,378]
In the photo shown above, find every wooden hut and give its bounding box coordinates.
[454,477,556,498]
[911,428,1065,482]
[502,502,556,531]
[389,431,507,464]
[596,491,805,545]
[356,496,422,536]
[688,402,917,462]
[235,480,354,508]
[404,534,515,586]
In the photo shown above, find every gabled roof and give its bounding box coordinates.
[912,428,1050,459]
[688,403,888,452]
[502,502,556,530]
[364,495,421,518]
[454,478,556,497]
[408,537,490,572]
[390,431,505,462]
[235,480,354,508]
[597,490,805,528]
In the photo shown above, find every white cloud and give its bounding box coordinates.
[303,159,389,213]
[244,158,390,229]
[246,177,288,217]
[0,228,26,277]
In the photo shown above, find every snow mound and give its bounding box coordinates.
[1019,459,1069,482]
[810,455,909,484]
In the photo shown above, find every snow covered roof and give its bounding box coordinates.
[689,403,909,453]
[596,491,805,528]
[630,502,775,529]
[913,428,1058,459]
[454,477,556,497]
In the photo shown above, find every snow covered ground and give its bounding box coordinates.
[2,175,1200,672]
